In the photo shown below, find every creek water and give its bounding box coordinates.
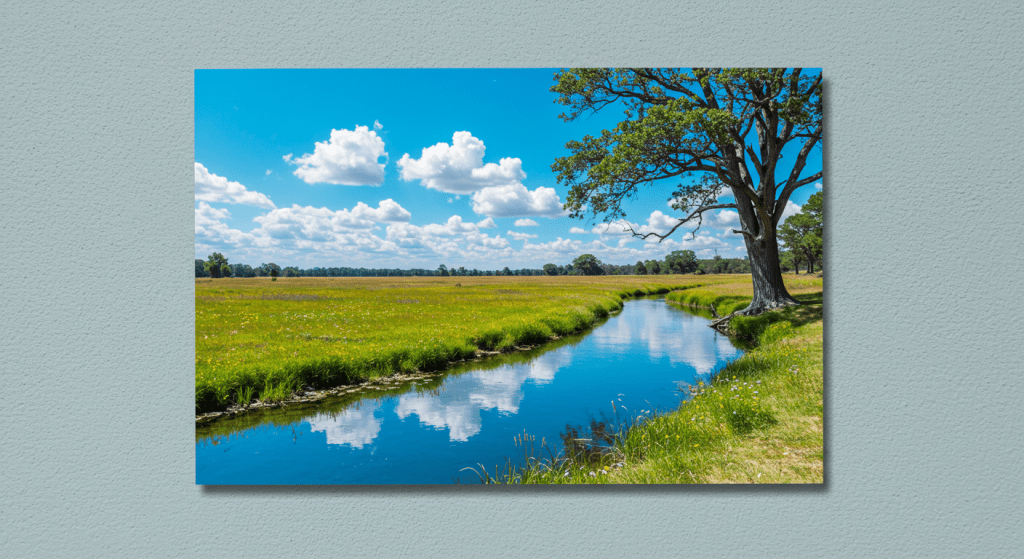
[195,298,742,484]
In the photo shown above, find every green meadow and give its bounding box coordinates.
[195,275,736,413]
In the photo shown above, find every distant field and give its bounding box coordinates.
[195,275,748,412]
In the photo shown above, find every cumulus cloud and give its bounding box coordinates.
[815,182,823,190]
[780,200,801,222]
[351,198,412,223]
[507,231,538,241]
[398,131,526,194]
[265,169,272,176]
[584,211,683,239]
[514,218,538,227]
[385,216,510,255]
[288,125,388,186]
[645,211,679,234]
[591,219,637,237]
[373,120,383,130]
[194,162,276,209]
[194,202,255,245]
[713,209,740,227]
[569,227,587,234]
[250,200,411,253]
[471,184,564,218]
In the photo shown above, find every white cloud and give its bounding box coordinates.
[196,201,230,222]
[194,162,276,209]
[815,182,822,190]
[373,120,383,130]
[288,125,388,186]
[398,131,526,194]
[586,211,683,239]
[265,169,272,176]
[780,200,801,222]
[569,227,587,234]
[249,200,411,255]
[351,199,412,223]
[471,184,564,218]
[194,202,256,246]
[507,231,538,241]
[514,218,538,227]
[645,211,679,234]
[385,216,510,255]
[592,219,637,237]
[283,153,293,162]
[713,210,740,227]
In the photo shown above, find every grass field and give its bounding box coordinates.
[474,274,824,484]
[195,275,748,413]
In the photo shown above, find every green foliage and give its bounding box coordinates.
[204,253,228,279]
[635,261,647,275]
[571,254,604,275]
[665,250,698,274]
[550,68,821,312]
[779,191,823,273]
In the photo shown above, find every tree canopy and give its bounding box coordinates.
[572,254,604,275]
[778,191,823,274]
[664,250,698,274]
[551,68,822,314]
[203,253,228,278]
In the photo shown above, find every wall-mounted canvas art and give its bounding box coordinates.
[195,68,823,485]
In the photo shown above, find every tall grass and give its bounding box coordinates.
[196,275,731,413]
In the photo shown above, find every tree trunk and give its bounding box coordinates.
[740,234,800,316]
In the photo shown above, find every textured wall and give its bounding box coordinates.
[2,1,1022,557]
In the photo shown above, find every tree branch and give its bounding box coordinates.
[628,203,737,242]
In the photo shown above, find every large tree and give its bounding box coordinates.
[552,68,821,315]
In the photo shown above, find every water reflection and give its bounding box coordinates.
[595,302,736,373]
[306,401,381,448]
[196,298,742,484]
[396,349,572,441]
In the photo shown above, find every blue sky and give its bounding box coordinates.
[195,69,822,270]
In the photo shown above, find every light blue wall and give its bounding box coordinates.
[2,1,1022,557]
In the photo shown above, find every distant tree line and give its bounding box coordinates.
[195,258,547,278]
[538,251,752,276]
[195,251,761,279]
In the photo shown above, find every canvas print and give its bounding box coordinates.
[195,68,823,484]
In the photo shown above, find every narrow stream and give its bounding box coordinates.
[196,298,742,484]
